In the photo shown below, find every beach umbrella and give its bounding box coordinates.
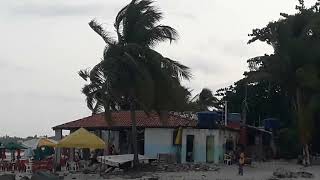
[23,138,57,150]
[5,142,27,150]
[38,138,57,147]
[57,128,106,149]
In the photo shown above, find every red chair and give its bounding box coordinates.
[3,161,9,171]
[17,161,26,172]
[0,161,4,171]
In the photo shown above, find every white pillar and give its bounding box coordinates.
[113,131,120,152]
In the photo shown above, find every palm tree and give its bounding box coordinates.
[80,0,191,166]
[190,88,219,111]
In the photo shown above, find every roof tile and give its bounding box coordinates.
[53,111,197,130]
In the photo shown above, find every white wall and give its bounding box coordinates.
[144,128,175,158]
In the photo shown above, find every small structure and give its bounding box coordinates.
[226,115,274,161]
[52,111,239,164]
[181,128,238,163]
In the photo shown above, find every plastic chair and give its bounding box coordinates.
[224,154,232,165]
[0,161,4,171]
[25,159,33,173]
[66,161,79,172]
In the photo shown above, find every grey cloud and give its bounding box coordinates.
[1,91,81,103]
[198,37,250,58]
[0,61,34,72]
[6,1,112,17]
[183,55,224,75]
[25,92,82,103]
[170,12,197,20]
[220,40,250,58]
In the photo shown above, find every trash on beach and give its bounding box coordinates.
[273,168,314,179]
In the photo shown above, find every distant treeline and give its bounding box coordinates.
[0,135,37,145]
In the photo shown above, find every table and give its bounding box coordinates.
[97,154,155,168]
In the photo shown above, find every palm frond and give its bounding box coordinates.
[89,63,106,84]
[89,19,116,45]
[146,25,178,46]
[78,69,90,81]
[137,7,163,28]
[162,58,192,80]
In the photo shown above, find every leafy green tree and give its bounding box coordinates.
[80,0,191,166]
[216,80,293,127]
[245,0,320,165]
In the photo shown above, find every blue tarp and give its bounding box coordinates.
[264,118,280,130]
[197,112,221,129]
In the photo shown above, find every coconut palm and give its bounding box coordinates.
[80,0,191,166]
[190,88,219,111]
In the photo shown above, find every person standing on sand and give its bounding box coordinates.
[239,151,245,175]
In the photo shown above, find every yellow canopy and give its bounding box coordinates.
[38,138,57,147]
[174,127,183,145]
[56,128,106,149]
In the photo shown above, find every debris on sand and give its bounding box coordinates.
[20,176,30,180]
[296,171,314,178]
[156,163,220,172]
[0,174,15,180]
[141,176,159,180]
[273,168,297,178]
[273,168,314,178]
[30,171,61,180]
[266,177,279,180]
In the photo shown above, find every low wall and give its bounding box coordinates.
[144,128,176,158]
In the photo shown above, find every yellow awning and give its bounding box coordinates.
[57,128,106,149]
[38,138,57,147]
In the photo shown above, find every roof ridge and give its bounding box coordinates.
[52,113,103,129]
[53,111,197,130]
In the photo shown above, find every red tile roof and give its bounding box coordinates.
[53,111,197,130]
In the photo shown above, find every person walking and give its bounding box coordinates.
[238,151,245,175]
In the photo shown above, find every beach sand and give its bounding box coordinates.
[6,160,320,180]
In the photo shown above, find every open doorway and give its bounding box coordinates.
[206,136,214,163]
[186,135,194,162]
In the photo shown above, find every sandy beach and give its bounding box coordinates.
[3,160,318,180]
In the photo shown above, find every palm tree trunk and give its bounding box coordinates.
[302,144,311,166]
[296,88,311,166]
[130,101,139,167]
[104,101,112,126]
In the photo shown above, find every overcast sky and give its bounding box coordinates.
[0,0,316,137]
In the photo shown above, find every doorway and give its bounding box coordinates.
[186,135,194,162]
[206,136,214,163]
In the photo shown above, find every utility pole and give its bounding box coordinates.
[242,84,248,125]
[224,101,228,126]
